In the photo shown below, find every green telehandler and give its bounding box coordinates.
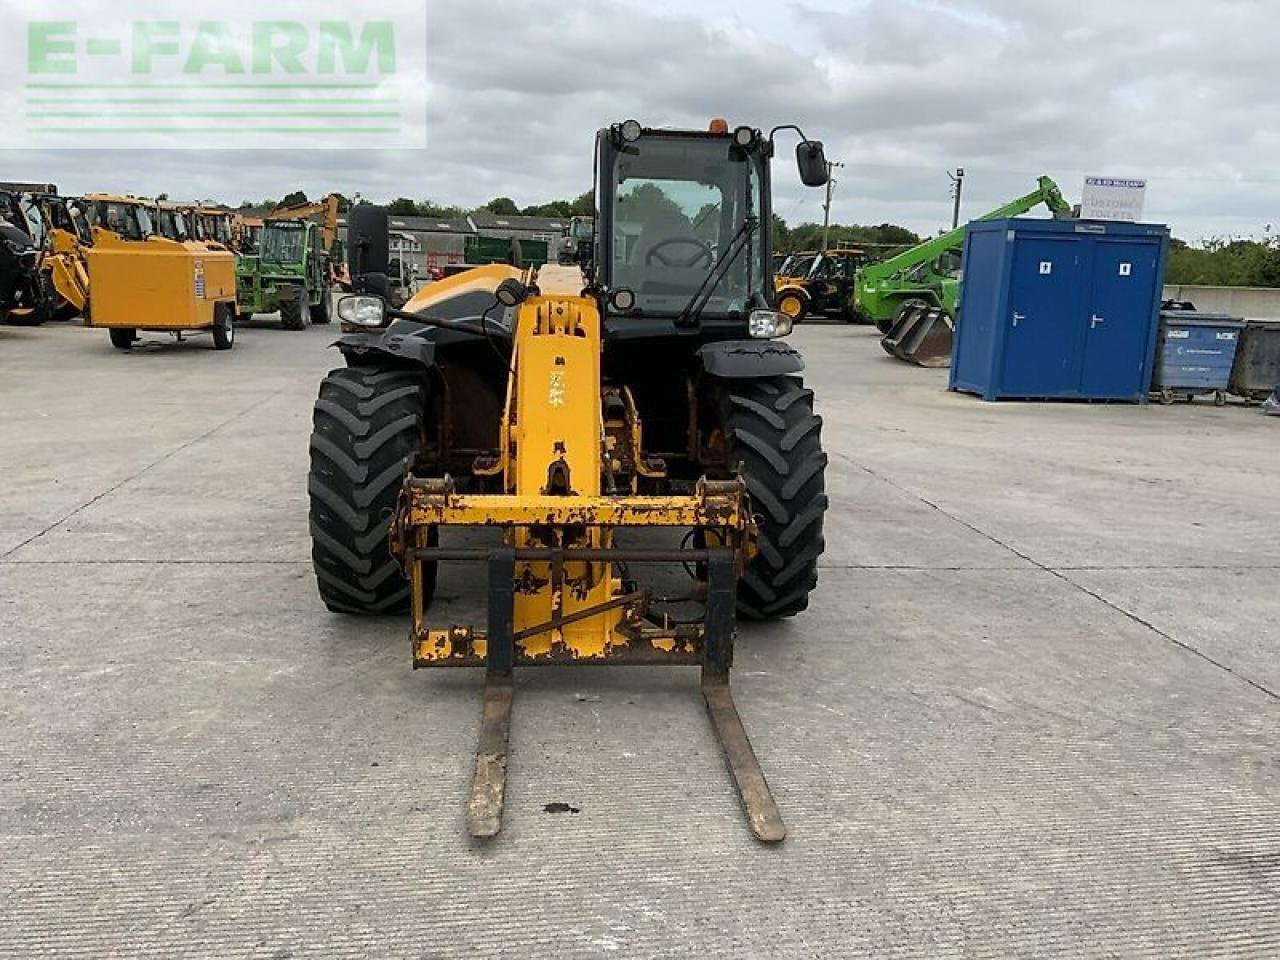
[854,176,1071,365]
[235,195,342,330]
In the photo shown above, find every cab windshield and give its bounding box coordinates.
[18,198,46,247]
[609,136,765,317]
[56,203,93,245]
[787,254,816,278]
[90,201,153,241]
[158,210,189,241]
[260,221,304,263]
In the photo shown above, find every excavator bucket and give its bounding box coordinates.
[880,303,954,367]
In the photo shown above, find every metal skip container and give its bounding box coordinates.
[1152,311,1246,405]
[1228,320,1280,402]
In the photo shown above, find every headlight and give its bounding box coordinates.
[337,294,387,327]
[748,309,793,339]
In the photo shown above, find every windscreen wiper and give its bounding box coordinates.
[675,216,757,329]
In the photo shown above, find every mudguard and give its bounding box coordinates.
[697,339,805,378]
[336,317,439,369]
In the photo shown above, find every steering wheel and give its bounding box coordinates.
[645,236,714,269]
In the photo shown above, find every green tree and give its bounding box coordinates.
[416,200,467,219]
[385,197,419,216]
[521,200,575,218]
[1166,233,1280,287]
[276,191,308,209]
[482,197,520,215]
[569,190,594,217]
[617,182,687,229]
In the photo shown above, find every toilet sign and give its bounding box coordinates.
[1081,177,1147,222]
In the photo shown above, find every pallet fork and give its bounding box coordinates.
[393,266,785,843]
[404,538,784,843]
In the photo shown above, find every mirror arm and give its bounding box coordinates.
[767,123,810,146]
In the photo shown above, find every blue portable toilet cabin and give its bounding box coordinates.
[950,218,1170,402]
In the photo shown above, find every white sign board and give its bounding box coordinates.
[1080,177,1147,222]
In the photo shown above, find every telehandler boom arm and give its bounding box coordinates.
[265,193,341,252]
[859,176,1069,286]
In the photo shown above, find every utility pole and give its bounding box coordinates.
[821,160,845,250]
[948,167,965,229]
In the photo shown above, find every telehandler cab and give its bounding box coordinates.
[309,119,831,842]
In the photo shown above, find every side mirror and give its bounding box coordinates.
[796,140,829,187]
[347,203,389,282]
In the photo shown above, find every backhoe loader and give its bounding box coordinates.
[1,183,56,326]
[858,176,1071,366]
[38,194,93,320]
[84,194,238,350]
[309,119,832,842]
[0,184,93,323]
[236,194,341,329]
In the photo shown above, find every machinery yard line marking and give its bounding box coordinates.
[0,387,293,564]
[832,450,1280,703]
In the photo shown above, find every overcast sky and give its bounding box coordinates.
[4,0,1275,241]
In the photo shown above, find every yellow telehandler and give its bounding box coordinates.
[84,194,238,351]
[309,119,832,842]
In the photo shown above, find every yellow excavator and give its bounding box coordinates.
[310,119,832,842]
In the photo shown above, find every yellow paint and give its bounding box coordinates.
[404,262,751,666]
[84,195,236,332]
[408,493,741,528]
[401,263,525,315]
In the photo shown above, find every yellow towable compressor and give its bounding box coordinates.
[84,194,238,350]
[309,120,832,841]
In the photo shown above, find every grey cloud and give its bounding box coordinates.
[1,0,1274,239]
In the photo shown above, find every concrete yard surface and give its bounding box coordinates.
[1,319,1277,958]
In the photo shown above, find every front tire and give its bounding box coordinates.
[310,288,331,325]
[109,327,135,350]
[721,376,828,619]
[308,366,437,614]
[280,290,310,330]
